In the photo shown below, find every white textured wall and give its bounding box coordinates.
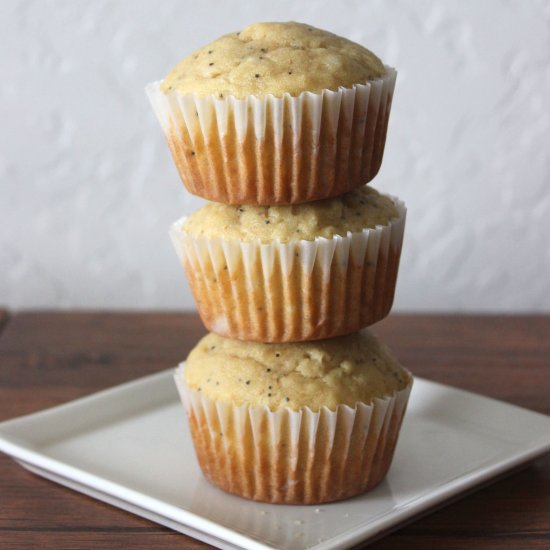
[2,0,550,312]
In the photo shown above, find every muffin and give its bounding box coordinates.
[146,21,397,205]
[174,330,413,504]
[170,185,406,342]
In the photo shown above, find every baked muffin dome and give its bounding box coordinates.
[161,21,386,98]
[181,185,399,243]
[184,330,410,411]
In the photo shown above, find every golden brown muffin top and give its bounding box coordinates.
[183,331,410,411]
[181,185,399,243]
[161,21,386,98]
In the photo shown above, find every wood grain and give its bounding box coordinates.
[0,309,9,336]
[0,312,549,549]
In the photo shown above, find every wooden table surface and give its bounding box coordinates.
[0,311,548,549]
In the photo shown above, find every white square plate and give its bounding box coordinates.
[1,368,549,550]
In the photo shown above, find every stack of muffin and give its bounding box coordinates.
[147,22,412,505]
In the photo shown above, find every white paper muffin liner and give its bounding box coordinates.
[146,67,396,205]
[169,196,406,342]
[174,363,412,504]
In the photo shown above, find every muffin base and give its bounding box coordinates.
[146,68,396,205]
[175,364,413,504]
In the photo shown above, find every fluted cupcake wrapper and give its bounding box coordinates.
[174,363,412,504]
[146,68,396,205]
[169,196,406,342]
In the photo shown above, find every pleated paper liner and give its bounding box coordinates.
[146,68,396,205]
[169,196,406,343]
[174,363,413,504]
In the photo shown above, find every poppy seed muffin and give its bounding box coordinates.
[147,21,397,204]
[175,330,413,503]
[170,186,406,342]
